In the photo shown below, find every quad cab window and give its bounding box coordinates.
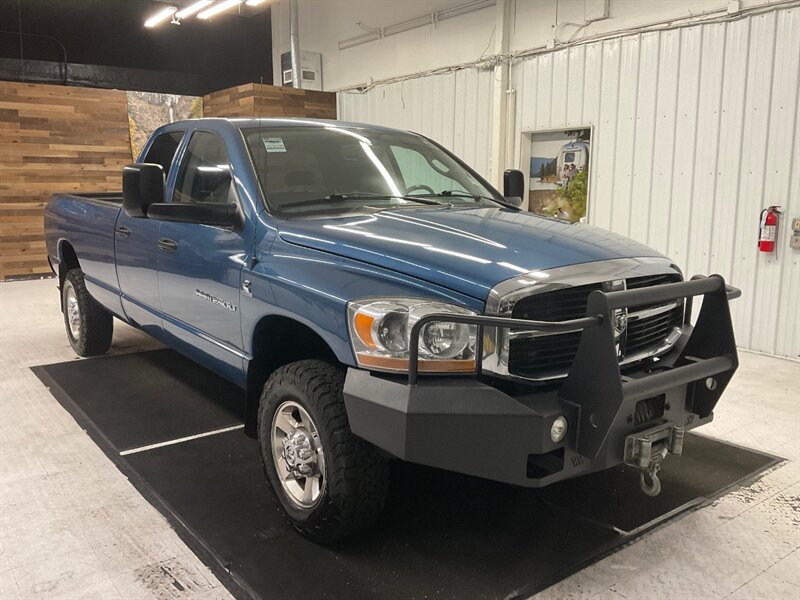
[173,131,234,205]
[142,131,184,176]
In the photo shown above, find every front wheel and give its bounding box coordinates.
[258,360,390,542]
[62,269,113,357]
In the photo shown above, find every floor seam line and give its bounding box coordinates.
[119,424,245,456]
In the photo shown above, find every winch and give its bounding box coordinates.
[624,423,685,496]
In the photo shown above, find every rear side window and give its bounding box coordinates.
[172,131,234,205]
[143,131,184,175]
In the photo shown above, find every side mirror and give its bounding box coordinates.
[195,166,232,204]
[123,163,164,218]
[147,202,243,229]
[503,169,525,205]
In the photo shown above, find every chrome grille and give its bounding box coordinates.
[507,273,683,380]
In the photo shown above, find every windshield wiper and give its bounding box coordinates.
[437,191,498,202]
[414,190,519,209]
[281,192,446,211]
[329,192,444,205]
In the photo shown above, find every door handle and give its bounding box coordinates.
[157,238,178,253]
[115,226,131,238]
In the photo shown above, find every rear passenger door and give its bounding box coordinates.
[156,130,248,384]
[116,130,184,334]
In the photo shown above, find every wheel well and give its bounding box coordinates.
[59,241,80,288]
[244,315,340,437]
[58,242,80,304]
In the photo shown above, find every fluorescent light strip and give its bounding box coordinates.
[198,0,242,19]
[144,5,177,28]
[176,0,213,19]
[245,0,267,5]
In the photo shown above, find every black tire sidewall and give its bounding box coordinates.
[62,269,113,357]
[62,275,83,350]
[259,378,334,528]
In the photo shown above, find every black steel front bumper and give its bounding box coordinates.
[343,275,739,488]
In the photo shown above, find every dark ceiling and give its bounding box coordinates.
[0,0,272,94]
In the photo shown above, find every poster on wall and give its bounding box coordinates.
[528,128,591,223]
[126,92,203,160]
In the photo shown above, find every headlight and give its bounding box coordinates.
[348,298,478,373]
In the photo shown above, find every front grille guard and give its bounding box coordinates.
[408,274,741,459]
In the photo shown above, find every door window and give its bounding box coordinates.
[142,131,184,175]
[173,131,234,204]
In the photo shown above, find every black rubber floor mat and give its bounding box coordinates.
[32,350,780,600]
[36,349,245,451]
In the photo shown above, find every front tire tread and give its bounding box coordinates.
[258,359,389,542]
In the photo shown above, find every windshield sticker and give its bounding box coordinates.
[262,137,287,153]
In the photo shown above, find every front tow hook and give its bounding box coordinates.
[640,463,662,497]
[624,424,685,497]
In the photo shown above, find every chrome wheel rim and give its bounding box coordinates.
[271,400,326,508]
[64,282,81,339]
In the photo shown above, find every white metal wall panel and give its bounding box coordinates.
[628,31,660,242]
[337,68,494,179]
[511,6,799,357]
[752,8,799,354]
[338,5,799,358]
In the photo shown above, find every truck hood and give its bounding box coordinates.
[277,206,665,300]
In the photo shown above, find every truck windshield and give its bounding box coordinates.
[241,125,503,216]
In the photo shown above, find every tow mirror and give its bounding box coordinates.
[195,166,232,200]
[147,202,243,229]
[503,169,525,207]
[123,163,164,218]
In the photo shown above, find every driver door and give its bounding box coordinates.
[156,130,248,384]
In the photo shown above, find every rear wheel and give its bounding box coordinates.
[258,360,390,542]
[62,269,113,357]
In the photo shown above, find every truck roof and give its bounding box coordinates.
[165,117,407,135]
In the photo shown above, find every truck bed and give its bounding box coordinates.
[44,191,125,317]
[56,192,123,205]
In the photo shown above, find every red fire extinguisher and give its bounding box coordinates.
[759,206,782,253]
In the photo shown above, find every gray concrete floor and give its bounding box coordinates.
[1,278,798,600]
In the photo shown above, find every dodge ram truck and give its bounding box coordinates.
[44,118,740,541]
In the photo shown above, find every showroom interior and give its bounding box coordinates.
[0,0,798,598]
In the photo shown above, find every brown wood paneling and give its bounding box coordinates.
[0,81,132,280]
[0,81,334,280]
[202,83,336,119]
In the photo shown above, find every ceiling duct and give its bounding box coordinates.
[338,0,495,51]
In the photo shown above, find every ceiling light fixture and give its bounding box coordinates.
[175,0,214,19]
[198,0,243,20]
[245,0,268,5]
[144,5,178,28]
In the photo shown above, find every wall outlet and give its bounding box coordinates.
[792,217,800,232]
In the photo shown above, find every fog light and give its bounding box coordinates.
[550,416,568,443]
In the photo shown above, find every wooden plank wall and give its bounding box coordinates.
[0,81,132,280]
[203,83,336,119]
[0,81,334,280]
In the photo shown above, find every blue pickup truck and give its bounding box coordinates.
[45,118,739,541]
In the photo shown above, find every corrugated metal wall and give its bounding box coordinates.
[338,6,799,358]
[338,68,495,178]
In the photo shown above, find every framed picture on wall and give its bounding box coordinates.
[524,128,591,223]
[126,92,203,161]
